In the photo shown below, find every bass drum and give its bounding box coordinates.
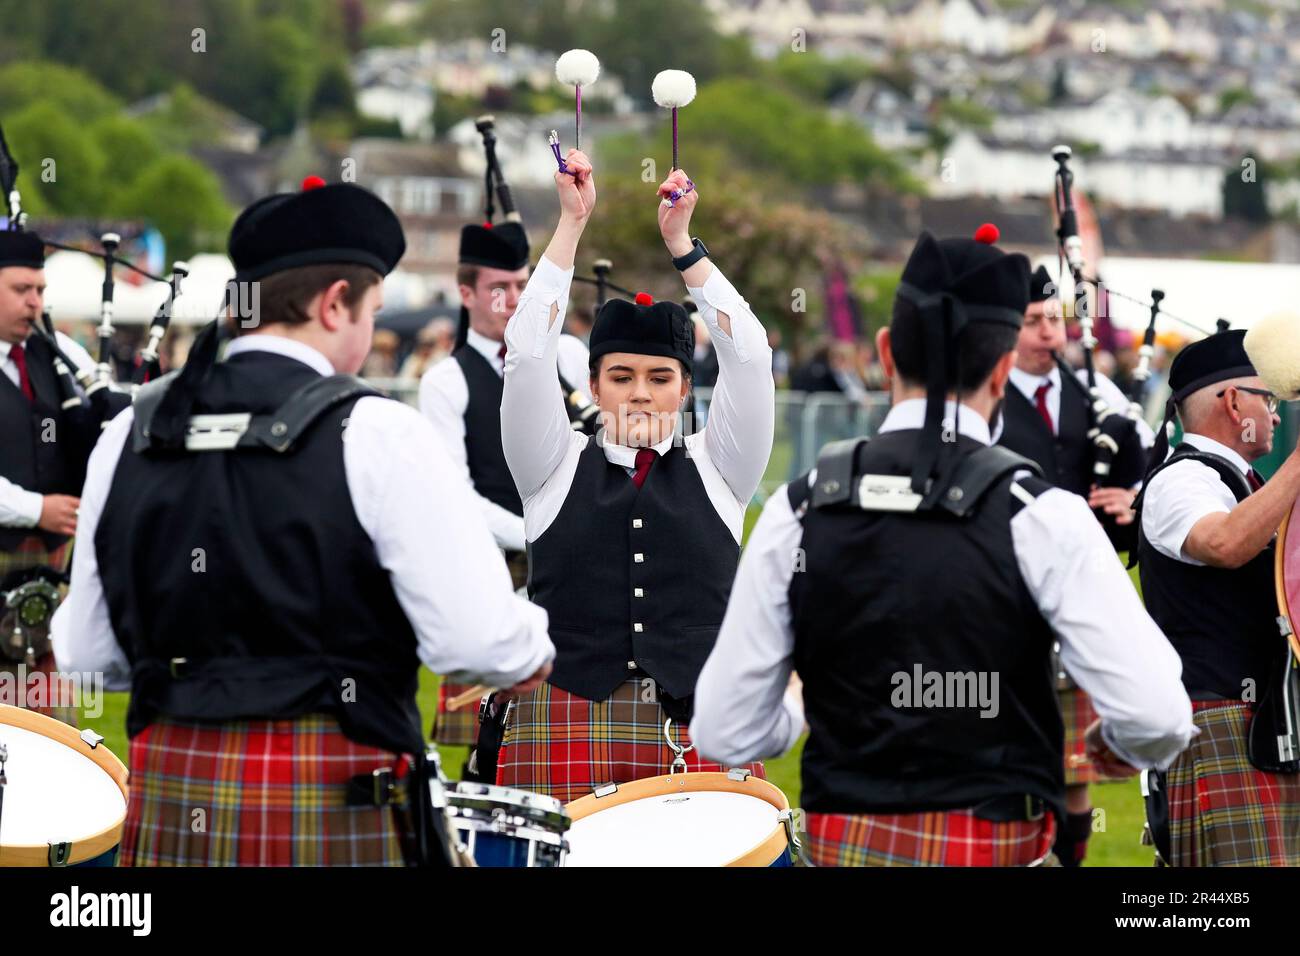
[0,704,128,866]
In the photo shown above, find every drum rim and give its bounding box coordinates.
[1276,506,1300,663]
[0,704,129,866]
[563,771,791,868]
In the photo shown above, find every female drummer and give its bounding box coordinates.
[496,150,776,802]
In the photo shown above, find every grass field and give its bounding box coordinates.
[74,500,1159,867]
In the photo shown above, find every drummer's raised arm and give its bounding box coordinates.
[500,150,594,502]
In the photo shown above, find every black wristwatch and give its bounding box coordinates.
[672,237,709,271]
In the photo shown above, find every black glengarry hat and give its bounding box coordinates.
[1145,327,1254,474]
[0,229,44,269]
[229,177,405,283]
[893,223,1030,505]
[1029,265,1055,304]
[589,292,694,372]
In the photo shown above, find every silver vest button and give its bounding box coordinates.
[633,553,644,563]
[633,587,644,598]
[632,518,643,529]
[633,622,644,633]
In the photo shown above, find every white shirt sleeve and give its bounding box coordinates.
[1139,459,1236,567]
[501,255,581,503]
[0,475,43,527]
[346,397,554,686]
[690,484,805,766]
[1011,484,1194,769]
[50,408,134,690]
[689,266,775,506]
[418,356,526,553]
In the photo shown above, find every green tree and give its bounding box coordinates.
[89,116,163,191]
[6,102,106,216]
[0,61,122,123]
[113,155,232,260]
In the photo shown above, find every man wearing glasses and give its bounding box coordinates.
[1134,328,1300,866]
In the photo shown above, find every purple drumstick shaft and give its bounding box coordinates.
[672,108,679,170]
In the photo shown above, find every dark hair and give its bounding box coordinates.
[456,265,480,289]
[589,353,692,384]
[888,299,1018,394]
[233,263,381,334]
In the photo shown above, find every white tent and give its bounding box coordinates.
[1035,256,1300,339]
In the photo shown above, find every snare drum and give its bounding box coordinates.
[0,704,128,866]
[445,781,570,867]
[564,769,798,867]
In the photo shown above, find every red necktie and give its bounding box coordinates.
[497,343,507,362]
[1247,469,1264,492]
[1034,381,1054,434]
[10,342,33,402]
[631,448,656,489]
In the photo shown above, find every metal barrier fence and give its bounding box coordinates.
[366,378,894,502]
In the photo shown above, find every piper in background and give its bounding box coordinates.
[994,262,1155,867]
[691,227,1193,867]
[496,150,775,802]
[52,178,554,866]
[418,216,591,767]
[1133,328,1300,866]
[0,229,96,724]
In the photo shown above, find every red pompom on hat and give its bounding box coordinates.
[973,222,1000,244]
[482,221,493,229]
[301,175,327,191]
[634,292,654,305]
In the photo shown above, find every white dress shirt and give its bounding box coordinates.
[1002,363,1157,452]
[51,334,555,692]
[1141,432,1252,568]
[691,397,1194,772]
[419,325,592,552]
[0,331,97,527]
[500,255,775,544]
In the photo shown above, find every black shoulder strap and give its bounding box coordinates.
[787,471,815,522]
[135,372,380,455]
[936,445,1043,518]
[1008,473,1054,518]
[132,370,181,452]
[810,438,870,509]
[239,375,381,453]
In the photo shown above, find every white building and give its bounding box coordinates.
[938,132,1231,218]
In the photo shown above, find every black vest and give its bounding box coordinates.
[452,345,523,518]
[788,430,1064,817]
[1136,446,1277,699]
[998,373,1091,496]
[0,334,82,553]
[527,435,739,707]
[95,352,423,754]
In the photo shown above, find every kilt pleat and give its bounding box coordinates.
[122,714,409,866]
[495,678,765,804]
[807,809,1057,867]
[1166,699,1300,867]
[433,681,481,746]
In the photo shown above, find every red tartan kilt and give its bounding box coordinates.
[122,714,411,866]
[807,809,1057,867]
[495,679,765,805]
[1165,699,1300,866]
